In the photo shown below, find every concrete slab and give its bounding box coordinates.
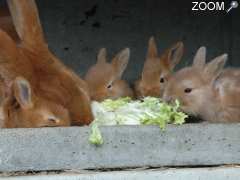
[2,166,240,180]
[0,124,240,172]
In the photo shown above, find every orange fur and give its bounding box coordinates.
[8,0,93,125]
[85,48,133,101]
[134,36,184,98]
[2,77,71,128]
[0,0,93,127]
[0,5,19,42]
[0,29,71,127]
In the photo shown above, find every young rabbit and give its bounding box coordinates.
[85,48,134,101]
[163,46,240,123]
[0,29,71,128]
[6,0,93,125]
[2,77,71,128]
[134,36,184,98]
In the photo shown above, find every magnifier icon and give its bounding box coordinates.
[226,1,238,13]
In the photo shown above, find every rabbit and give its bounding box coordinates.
[0,29,71,128]
[163,46,240,123]
[134,36,184,98]
[0,76,5,127]
[0,4,19,42]
[84,48,134,101]
[6,0,93,125]
[2,76,71,128]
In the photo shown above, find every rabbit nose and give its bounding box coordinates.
[163,95,172,104]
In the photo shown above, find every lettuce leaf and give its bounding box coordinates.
[89,97,187,145]
[101,97,131,111]
[89,123,103,145]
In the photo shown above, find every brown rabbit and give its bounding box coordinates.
[134,36,184,98]
[0,4,19,42]
[85,48,133,101]
[2,77,71,128]
[6,0,93,125]
[163,46,240,123]
[0,29,71,128]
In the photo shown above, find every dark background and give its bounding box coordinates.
[1,0,239,82]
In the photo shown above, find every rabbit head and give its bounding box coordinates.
[134,36,184,98]
[85,48,133,101]
[163,47,227,121]
[3,77,71,128]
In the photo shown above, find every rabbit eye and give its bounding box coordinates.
[184,88,192,93]
[48,118,56,122]
[160,78,165,83]
[107,84,112,89]
[48,118,58,123]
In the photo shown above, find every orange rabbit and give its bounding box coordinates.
[134,36,184,98]
[6,0,93,125]
[0,29,70,128]
[0,4,19,42]
[2,77,70,128]
[163,46,240,123]
[85,48,133,101]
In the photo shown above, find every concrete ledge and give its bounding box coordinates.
[0,124,240,172]
[3,166,240,180]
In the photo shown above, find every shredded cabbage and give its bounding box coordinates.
[89,124,103,145]
[89,97,188,145]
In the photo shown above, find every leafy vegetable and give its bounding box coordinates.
[89,97,188,145]
[101,97,131,111]
[89,123,103,145]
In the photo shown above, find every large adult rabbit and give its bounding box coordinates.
[5,0,93,125]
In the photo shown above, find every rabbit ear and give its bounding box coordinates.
[7,0,47,49]
[192,46,206,69]
[204,54,227,81]
[141,37,160,81]
[13,76,34,109]
[166,41,184,70]
[147,36,158,59]
[97,48,107,64]
[112,48,130,79]
[0,29,18,60]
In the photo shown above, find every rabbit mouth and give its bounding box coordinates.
[180,106,198,117]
